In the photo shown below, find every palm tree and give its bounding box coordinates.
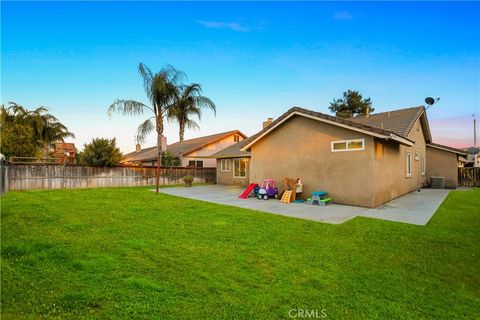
[168,83,216,163]
[1,102,74,160]
[37,112,75,157]
[108,63,185,193]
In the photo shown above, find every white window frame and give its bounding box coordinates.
[421,156,426,176]
[406,152,412,177]
[415,150,420,161]
[233,158,247,178]
[331,139,365,152]
[220,159,231,172]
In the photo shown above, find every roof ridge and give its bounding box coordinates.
[293,106,400,136]
[358,105,424,118]
[167,130,240,146]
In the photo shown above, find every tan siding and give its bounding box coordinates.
[216,158,250,186]
[249,115,376,207]
[426,147,458,188]
[372,118,427,207]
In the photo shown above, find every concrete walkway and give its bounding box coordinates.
[158,185,451,225]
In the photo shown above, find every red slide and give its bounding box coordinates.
[239,183,257,199]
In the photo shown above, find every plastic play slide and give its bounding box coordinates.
[239,183,257,199]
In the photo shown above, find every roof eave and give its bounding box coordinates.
[390,134,415,147]
[240,110,405,151]
[427,143,468,156]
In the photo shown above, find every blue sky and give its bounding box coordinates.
[2,1,479,152]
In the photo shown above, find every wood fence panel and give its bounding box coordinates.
[458,167,480,187]
[5,164,216,191]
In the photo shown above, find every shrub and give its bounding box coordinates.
[78,138,123,167]
[183,175,194,187]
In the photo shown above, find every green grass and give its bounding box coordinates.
[1,187,479,319]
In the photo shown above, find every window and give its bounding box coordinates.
[220,159,231,171]
[188,160,203,167]
[233,158,247,178]
[406,153,412,177]
[415,151,420,161]
[421,156,426,175]
[234,134,240,143]
[331,139,365,152]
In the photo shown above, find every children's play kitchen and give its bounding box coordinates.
[238,177,332,206]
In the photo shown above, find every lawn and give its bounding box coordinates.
[1,187,479,319]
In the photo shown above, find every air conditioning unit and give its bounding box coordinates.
[430,176,445,189]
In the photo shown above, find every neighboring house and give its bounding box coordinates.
[122,130,246,167]
[212,106,466,208]
[458,150,480,167]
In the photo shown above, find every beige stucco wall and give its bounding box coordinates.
[216,158,250,186]
[372,118,428,207]
[249,115,376,207]
[182,134,244,167]
[426,146,458,188]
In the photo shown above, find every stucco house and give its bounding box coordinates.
[212,106,466,208]
[122,130,246,167]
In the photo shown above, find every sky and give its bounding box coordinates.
[1,1,479,153]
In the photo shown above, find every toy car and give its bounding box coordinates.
[257,178,278,200]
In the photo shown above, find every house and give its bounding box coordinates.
[121,130,246,167]
[212,106,466,208]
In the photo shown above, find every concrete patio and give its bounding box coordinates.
[158,185,451,225]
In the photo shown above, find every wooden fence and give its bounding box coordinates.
[4,163,216,191]
[458,167,480,187]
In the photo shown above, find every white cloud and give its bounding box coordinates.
[197,20,249,32]
[333,11,353,20]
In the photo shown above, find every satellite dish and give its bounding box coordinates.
[424,97,440,109]
[425,97,435,106]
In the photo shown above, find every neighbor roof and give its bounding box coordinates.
[122,130,246,163]
[240,106,416,152]
[427,143,468,156]
[211,136,253,158]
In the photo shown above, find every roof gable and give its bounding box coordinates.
[240,107,414,152]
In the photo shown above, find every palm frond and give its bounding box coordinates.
[108,100,148,117]
[185,119,200,130]
[135,117,155,143]
[138,63,154,103]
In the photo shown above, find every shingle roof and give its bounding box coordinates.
[211,137,253,158]
[122,130,246,163]
[122,146,157,163]
[350,106,427,138]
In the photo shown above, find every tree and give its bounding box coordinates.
[108,63,184,193]
[37,112,75,157]
[0,102,74,159]
[79,138,123,167]
[161,151,180,167]
[328,90,374,118]
[0,123,38,159]
[168,83,216,161]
